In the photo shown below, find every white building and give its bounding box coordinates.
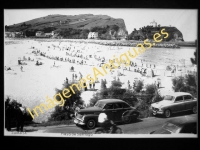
[150,20,157,27]
[35,31,45,37]
[88,32,98,39]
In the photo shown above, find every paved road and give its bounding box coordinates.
[41,112,196,134]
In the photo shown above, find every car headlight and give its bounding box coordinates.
[159,106,163,111]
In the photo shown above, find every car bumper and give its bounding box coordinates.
[152,110,164,115]
[74,118,85,125]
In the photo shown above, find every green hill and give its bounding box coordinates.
[5,14,128,39]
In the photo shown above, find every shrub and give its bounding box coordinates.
[134,80,144,93]
[110,80,123,88]
[49,81,82,121]
[172,73,197,97]
[122,90,138,106]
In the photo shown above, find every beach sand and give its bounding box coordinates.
[4,39,196,122]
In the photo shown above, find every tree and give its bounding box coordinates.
[100,79,107,89]
[172,74,197,97]
[134,80,144,93]
[49,82,83,121]
[110,80,122,88]
[190,49,197,65]
[144,84,157,104]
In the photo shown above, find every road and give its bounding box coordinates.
[38,112,196,134]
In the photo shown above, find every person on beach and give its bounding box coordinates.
[71,66,74,71]
[93,82,95,89]
[75,74,77,80]
[79,72,83,80]
[66,77,68,84]
[88,77,93,89]
[20,66,23,72]
[53,61,55,66]
[72,73,74,81]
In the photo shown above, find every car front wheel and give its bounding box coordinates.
[86,119,96,129]
[192,106,197,114]
[164,109,171,118]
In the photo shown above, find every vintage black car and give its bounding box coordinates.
[74,99,140,129]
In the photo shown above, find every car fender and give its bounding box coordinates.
[122,110,139,118]
[83,114,98,123]
[161,106,171,112]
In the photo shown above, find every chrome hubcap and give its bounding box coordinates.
[165,110,170,117]
[89,121,94,127]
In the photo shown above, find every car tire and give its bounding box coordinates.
[192,106,197,114]
[86,119,96,129]
[123,116,132,124]
[164,109,171,118]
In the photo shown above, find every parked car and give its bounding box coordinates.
[74,99,140,129]
[150,116,197,134]
[151,92,197,118]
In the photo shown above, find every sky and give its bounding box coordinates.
[4,9,198,41]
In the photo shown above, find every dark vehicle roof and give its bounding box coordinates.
[98,99,126,104]
[167,116,197,127]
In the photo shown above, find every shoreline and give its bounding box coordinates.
[4,38,196,47]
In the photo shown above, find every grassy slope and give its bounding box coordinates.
[7,14,126,32]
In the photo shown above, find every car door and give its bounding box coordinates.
[183,95,195,110]
[113,103,124,122]
[171,96,185,113]
[103,103,115,121]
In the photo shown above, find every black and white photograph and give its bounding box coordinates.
[4,8,197,138]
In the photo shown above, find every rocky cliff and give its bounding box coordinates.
[128,26,184,41]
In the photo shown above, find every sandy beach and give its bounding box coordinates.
[4,39,196,122]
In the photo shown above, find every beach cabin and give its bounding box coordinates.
[88,32,98,39]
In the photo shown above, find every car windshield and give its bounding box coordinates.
[162,122,180,133]
[94,101,105,108]
[164,95,175,101]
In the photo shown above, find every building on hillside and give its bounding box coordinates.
[51,31,55,36]
[36,31,45,37]
[150,20,157,27]
[5,32,12,38]
[5,32,23,38]
[60,20,68,25]
[88,32,98,39]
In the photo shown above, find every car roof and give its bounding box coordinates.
[166,92,192,97]
[98,99,125,104]
[167,116,197,127]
